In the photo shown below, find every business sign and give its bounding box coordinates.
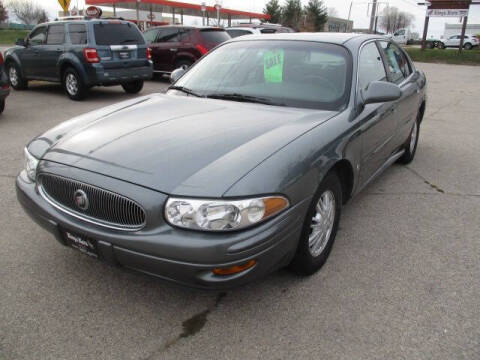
[427,9,469,17]
[86,6,102,18]
[58,0,71,13]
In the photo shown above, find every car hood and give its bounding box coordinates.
[35,94,337,197]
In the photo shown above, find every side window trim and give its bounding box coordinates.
[29,26,47,45]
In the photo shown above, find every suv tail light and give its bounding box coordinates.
[83,48,100,63]
[0,52,4,64]
[196,44,208,55]
[147,47,152,60]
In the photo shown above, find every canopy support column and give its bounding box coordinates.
[421,16,429,51]
[181,9,183,24]
[458,15,468,53]
[113,3,116,16]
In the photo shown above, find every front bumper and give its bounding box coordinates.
[16,169,309,289]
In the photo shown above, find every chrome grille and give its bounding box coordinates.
[38,173,146,231]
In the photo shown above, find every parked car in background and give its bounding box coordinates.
[226,23,295,38]
[143,25,230,74]
[17,33,426,289]
[0,52,10,115]
[4,18,153,100]
[437,34,479,50]
[389,28,414,45]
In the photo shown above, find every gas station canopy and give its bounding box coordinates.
[85,0,270,22]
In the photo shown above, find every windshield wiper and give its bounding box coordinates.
[169,85,203,97]
[206,93,285,106]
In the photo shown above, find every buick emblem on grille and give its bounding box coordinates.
[74,189,89,211]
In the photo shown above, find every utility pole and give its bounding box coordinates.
[347,1,353,21]
[369,0,377,34]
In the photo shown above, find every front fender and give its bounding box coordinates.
[224,111,360,207]
[4,51,25,78]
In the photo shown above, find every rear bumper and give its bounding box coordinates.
[16,170,309,289]
[86,63,153,86]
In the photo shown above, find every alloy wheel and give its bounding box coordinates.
[9,66,18,87]
[65,73,78,96]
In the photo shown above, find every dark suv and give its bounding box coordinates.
[143,26,230,74]
[5,19,153,100]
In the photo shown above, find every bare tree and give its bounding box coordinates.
[6,0,48,25]
[379,6,414,34]
[0,1,8,23]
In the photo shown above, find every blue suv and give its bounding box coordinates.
[5,19,153,100]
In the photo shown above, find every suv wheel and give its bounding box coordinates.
[438,42,445,49]
[8,63,27,90]
[121,80,144,94]
[289,172,342,275]
[464,42,473,50]
[63,67,87,100]
[174,59,193,70]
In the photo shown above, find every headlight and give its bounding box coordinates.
[165,196,289,231]
[24,147,39,182]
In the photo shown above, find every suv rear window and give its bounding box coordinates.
[93,23,145,45]
[199,30,230,45]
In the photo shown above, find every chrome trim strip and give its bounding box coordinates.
[110,45,138,50]
[38,180,146,232]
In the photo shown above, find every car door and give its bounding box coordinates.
[22,26,47,78]
[43,24,66,80]
[356,41,398,185]
[446,35,460,47]
[378,41,420,150]
[150,27,179,72]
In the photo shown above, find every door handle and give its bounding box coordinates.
[169,48,177,52]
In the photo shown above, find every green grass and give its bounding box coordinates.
[405,47,480,66]
[0,29,29,45]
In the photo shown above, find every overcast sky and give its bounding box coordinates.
[35,0,480,37]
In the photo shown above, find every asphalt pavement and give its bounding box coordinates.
[0,64,479,360]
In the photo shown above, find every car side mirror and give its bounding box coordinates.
[15,38,26,47]
[363,81,402,105]
[170,67,187,84]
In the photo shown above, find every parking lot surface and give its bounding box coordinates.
[1,64,479,360]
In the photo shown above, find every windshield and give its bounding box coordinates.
[173,40,352,110]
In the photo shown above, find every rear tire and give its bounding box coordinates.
[0,99,5,115]
[464,43,473,50]
[398,117,420,164]
[426,42,434,49]
[121,80,144,94]
[174,59,193,70]
[7,62,28,90]
[289,172,342,276]
[63,67,87,100]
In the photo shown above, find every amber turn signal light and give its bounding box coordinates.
[212,260,256,276]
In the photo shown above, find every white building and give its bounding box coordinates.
[444,23,480,38]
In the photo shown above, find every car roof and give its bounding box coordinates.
[228,32,386,45]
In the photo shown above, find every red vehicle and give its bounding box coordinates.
[0,52,10,115]
[143,25,230,74]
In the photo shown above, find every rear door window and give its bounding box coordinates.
[69,24,87,44]
[47,24,65,45]
[199,30,230,46]
[93,23,145,45]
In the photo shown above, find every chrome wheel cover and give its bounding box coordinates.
[309,190,336,257]
[409,121,418,153]
[9,67,18,86]
[65,73,78,95]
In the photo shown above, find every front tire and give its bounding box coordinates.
[289,172,342,275]
[7,63,28,90]
[63,67,87,100]
[121,80,144,94]
[438,42,445,49]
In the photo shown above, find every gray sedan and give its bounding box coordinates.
[16,33,426,289]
